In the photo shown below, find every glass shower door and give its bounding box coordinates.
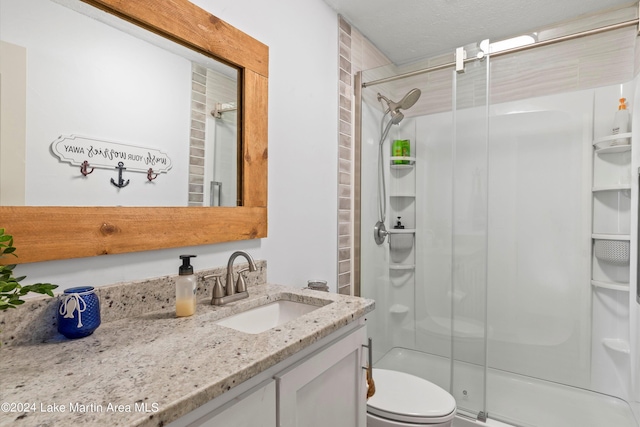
[450,43,489,420]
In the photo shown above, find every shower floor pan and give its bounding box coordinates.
[375,347,637,427]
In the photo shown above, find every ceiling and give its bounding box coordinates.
[322,0,636,65]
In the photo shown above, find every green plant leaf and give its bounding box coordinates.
[0,283,18,292]
[0,229,57,314]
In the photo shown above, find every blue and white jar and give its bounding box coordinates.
[57,286,101,339]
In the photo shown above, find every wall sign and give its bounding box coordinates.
[51,135,172,174]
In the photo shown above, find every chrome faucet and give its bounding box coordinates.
[208,251,257,305]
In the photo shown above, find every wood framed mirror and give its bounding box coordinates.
[0,0,268,264]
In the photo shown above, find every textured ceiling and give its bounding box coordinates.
[322,0,636,65]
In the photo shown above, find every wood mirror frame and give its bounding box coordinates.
[0,0,268,264]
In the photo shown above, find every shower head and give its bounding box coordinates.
[377,88,422,117]
[390,110,404,124]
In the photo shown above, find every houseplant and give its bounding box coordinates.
[0,228,57,310]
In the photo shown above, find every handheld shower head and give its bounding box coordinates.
[390,110,404,125]
[377,88,422,117]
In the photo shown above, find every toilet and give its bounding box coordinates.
[367,369,457,427]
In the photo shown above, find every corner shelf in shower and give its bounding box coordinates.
[390,156,416,167]
[595,145,632,155]
[591,233,630,240]
[389,264,415,271]
[591,184,631,192]
[389,304,410,315]
[592,132,632,152]
[590,280,629,292]
[387,229,416,234]
[602,338,630,355]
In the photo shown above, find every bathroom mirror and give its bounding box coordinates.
[1,0,240,207]
[0,0,268,263]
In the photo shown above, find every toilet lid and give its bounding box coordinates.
[367,369,456,424]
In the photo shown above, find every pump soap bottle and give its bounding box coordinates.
[612,98,630,146]
[176,255,197,317]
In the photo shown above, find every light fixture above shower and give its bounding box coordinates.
[478,33,537,55]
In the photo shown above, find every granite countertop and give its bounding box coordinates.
[0,283,374,427]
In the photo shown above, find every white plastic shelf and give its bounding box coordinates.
[592,184,631,192]
[592,234,630,241]
[389,264,415,271]
[389,304,410,315]
[590,280,629,292]
[592,132,632,150]
[595,145,632,155]
[387,228,416,234]
[602,338,630,354]
[390,156,416,167]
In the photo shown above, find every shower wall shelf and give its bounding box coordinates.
[389,264,415,271]
[389,304,410,315]
[590,127,632,298]
[602,338,631,355]
[387,229,416,234]
[595,145,632,155]
[390,156,416,167]
[592,132,632,150]
[591,184,631,192]
[591,234,630,240]
[590,280,629,292]
[387,139,416,315]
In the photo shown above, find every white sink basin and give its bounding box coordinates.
[215,300,321,334]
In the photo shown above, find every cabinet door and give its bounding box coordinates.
[179,379,276,427]
[275,325,367,427]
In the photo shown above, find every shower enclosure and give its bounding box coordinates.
[356,8,640,427]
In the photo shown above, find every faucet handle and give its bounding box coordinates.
[204,274,225,299]
[236,268,249,293]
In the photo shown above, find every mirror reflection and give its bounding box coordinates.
[0,0,240,207]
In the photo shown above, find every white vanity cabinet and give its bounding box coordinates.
[184,380,276,427]
[275,324,367,427]
[168,321,367,427]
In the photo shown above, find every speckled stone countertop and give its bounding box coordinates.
[0,269,374,427]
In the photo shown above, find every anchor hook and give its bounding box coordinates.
[80,160,94,176]
[147,168,159,181]
[110,162,130,188]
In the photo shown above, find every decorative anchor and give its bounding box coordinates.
[111,161,130,188]
[80,160,94,176]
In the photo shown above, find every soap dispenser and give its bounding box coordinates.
[176,255,197,317]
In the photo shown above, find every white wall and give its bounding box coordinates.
[6,0,339,291]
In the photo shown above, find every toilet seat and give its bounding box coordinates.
[367,369,456,424]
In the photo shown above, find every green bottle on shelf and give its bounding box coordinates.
[392,140,404,164]
[401,140,410,164]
